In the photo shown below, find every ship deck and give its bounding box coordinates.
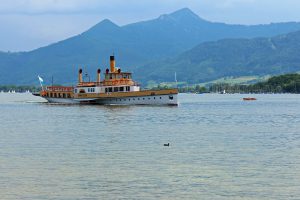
[74,88,178,99]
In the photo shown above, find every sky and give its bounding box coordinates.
[1,0,300,52]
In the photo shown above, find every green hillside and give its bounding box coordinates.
[137,31,300,84]
[254,73,300,93]
[206,73,300,93]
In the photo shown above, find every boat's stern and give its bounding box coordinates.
[32,92,40,97]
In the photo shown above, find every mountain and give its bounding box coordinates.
[2,8,300,85]
[137,31,300,84]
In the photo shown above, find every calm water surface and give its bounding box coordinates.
[0,93,300,199]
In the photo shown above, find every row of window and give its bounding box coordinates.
[110,96,163,102]
[74,88,95,93]
[105,74,132,80]
[105,86,130,93]
[45,94,173,101]
[88,88,95,92]
[74,86,131,94]
[46,93,71,98]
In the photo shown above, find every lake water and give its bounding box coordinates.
[0,93,300,199]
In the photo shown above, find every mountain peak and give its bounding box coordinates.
[96,19,119,28]
[169,8,204,21]
[157,8,208,24]
[83,19,120,36]
[171,8,195,15]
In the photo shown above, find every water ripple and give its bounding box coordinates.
[0,93,300,199]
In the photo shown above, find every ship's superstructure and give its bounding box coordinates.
[38,56,178,105]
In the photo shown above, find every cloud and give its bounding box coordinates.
[0,0,176,15]
[1,0,300,51]
[0,13,103,51]
[0,0,99,14]
[2,0,300,24]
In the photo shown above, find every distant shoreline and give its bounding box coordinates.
[1,73,300,94]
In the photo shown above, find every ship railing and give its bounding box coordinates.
[102,80,140,87]
[133,81,140,86]
[46,86,74,92]
[76,81,140,87]
[77,82,103,87]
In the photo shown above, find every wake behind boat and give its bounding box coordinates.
[35,56,178,105]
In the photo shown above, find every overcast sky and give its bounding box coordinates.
[1,0,300,52]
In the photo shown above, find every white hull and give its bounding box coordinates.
[44,94,178,105]
[45,97,80,104]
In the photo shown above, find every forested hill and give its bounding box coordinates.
[253,73,300,93]
[176,73,300,94]
[137,31,300,84]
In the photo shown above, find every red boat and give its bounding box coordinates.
[243,97,257,101]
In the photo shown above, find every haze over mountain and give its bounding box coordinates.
[138,31,300,84]
[1,8,300,85]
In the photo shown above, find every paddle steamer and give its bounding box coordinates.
[36,56,178,105]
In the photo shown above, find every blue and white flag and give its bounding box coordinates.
[38,75,43,82]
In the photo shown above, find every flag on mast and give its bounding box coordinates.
[38,75,43,82]
[175,72,178,88]
[38,75,44,91]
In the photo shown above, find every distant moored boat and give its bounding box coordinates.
[243,97,257,101]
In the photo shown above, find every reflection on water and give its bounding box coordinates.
[0,93,300,199]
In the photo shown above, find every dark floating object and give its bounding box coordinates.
[164,143,170,147]
[243,97,257,101]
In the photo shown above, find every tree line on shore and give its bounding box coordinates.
[1,73,299,94]
[178,74,300,94]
